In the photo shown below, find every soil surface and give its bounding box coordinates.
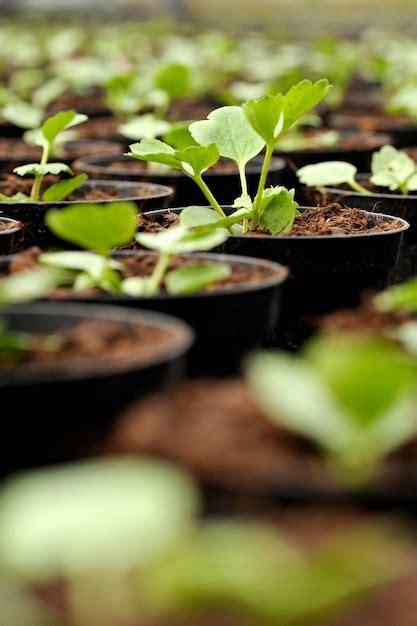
[78,116,121,139]
[5,248,284,297]
[0,175,163,201]
[0,139,122,162]
[319,298,414,334]
[0,318,177,377]
[140,204,403,238]
[330,108,415,131]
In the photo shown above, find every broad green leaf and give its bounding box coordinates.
[370,145,417,193]
[119,114,172,141]
[127,139,180,170]
[0,458,198,580]
[375,277,417,313]
[189,106,264,169]
[13,163,73,178]
[180,206,220,228]
[45,202,137,252]
[166,263,231,295]
[40,251,122,280]
[297,161,358,187]
[259,187,298,235]
[243,93,285,146]
[164,123,198,149]
[175,144,219,177]
[173,228,228,253]
[281,79,332,134]
[0,268,59,304]
[41,110,87,145]
[155,62,192,100]
[136,224,228,254]
[42,174,87,202]
[2,101,43,129]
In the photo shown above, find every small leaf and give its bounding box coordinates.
[281,79,332,134]
[155,62,192,100]
[180,206,220,228]
[297,161,358,187]
[45,202,138,252]
[243,93,285,146]
[119,114,172,141]
[164,123,198,149]
[175,144,219,177]
[0,268,59,304]
[2,101,43,129]
[13,163,73,178]
[127,139,180,170]
[375,278,417,313]
[42,174,87,202]
[0,192,29,203]
[40,251,122,279]
[136,224,228,254]
[259,187,298,235]
[190,106,264,169]
[41,110,87,145]
[166,263,231,295]
[370,145,417,193]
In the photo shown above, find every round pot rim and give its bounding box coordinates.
[146,205,410,241]
[0,216,22,235]
[72,153,286,179]
[316,173,417,202]
[0,301,194,387]
[0,179,174,206]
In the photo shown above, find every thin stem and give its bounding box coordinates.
[29,141,50,202]
[146,252,171,296]
[193,174,226,218]
[349,179,373,196]
[251,143,274,231]
[238,164,248,196]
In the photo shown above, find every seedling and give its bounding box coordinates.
[297,145,417,196]
[128,79,331,234]
[246,333,417,485]
[41,202,231,297]
[3,110,88,203]
[375,276,417,313]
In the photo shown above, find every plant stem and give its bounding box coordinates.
[251,143,274,231]
[146,252,171,296]
[30,141,50,202]
[193,174,226,217]
[238,164,248,196]
[348,179,373,196]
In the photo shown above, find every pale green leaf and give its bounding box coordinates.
[297,161,358,187]
[166,263,231,295]
[42,174,87,202]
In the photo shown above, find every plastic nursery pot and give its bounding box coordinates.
[73,154,286,207]
[0,179,174,248]
[328,109,417,148]
[0,138,123,174]
[305,174,417,283]
[59,251,288,377]
[275,132,390,193]
[146,207,408,351]
[0,302,193,475]
[0,217,23,255]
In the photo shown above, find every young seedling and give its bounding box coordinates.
[5,110,88,203]
[297,145,417,196]
[128,79,331,235]
[41,202,230,297]
[375,276,417,313]
[245,333,417,485]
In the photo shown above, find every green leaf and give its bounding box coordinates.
[370,145,417,193]
[155,62,192,100]
[375,277,417,313]
[243,93,285,146]
[13,163,73,178]
[121,276,150,297]
[136,224,228,254]
[189,106,264,169]
[41,110,87,145]
[2,101,43,129]
[119,114,172,141]
[259,187,298,235]
[127,139,180,170]
[166,263,231,295]
[45,202,138,252]
[281,79,332,134]
[179,206,220,228]
[297,161,358,187]
[164,123,198,149]
[40,251,122,279]
[0,458,198,580]
[42,174,87,202]
[0,192,29,203]
[0,268,59,304]
[175,144,220,177]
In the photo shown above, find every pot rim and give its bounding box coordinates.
[316,173,417,202]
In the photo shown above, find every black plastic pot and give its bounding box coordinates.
[43,251,288,376]
[146,207,408,350]
[304,174,417,282]
[0,302,193,474]
[328,110,417,148]
[73,154,286,207]
[0,217,23,255]
[0,180,174,248]
[0,138,123,174]
[275,132,390,193]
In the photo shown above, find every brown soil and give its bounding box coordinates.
[0,139,122,162]
[319,298,414,334]
[0,318,176,376]
[330,109,415,132]
[47,92,108,115]
[78,116,121,139]
[6,248,283,297]
[0,175,162,201]
[140,204,403,238]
